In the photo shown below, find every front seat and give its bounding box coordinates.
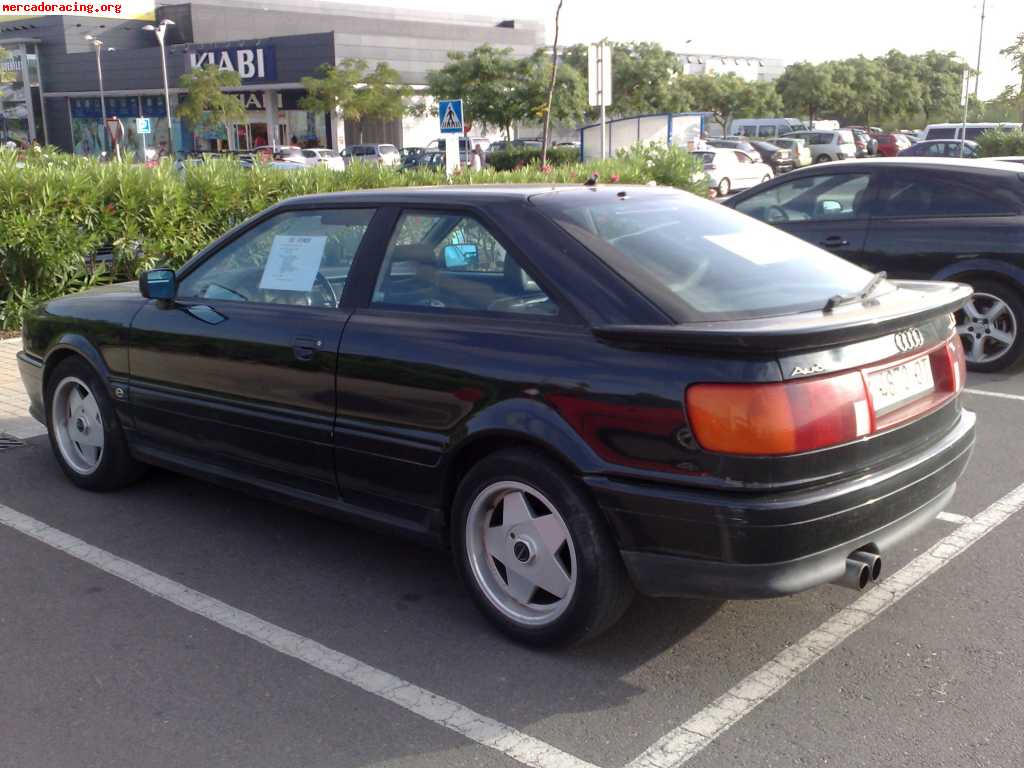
[379,244,440,305]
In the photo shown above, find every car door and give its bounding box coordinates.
[732,150,759,185]
[859,168,1022,278]
[129,206,381,498]
[730,169,879,263]
[334,206,578,528]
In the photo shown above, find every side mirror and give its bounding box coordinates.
[819,200,843,215]
[443,243,478,269]
[139,268,177,301]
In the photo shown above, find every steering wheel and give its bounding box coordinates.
[763,205,790,223]
[310,271,338,307]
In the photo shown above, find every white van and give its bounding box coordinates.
[922,122,1023,141]
[728,117,807,139]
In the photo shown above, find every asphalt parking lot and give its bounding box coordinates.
[2,370,1024,768]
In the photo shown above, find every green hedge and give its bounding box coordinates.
[0,144,705,329]
[975,129,1024,158]
[487,146,580,171]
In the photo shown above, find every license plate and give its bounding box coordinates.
[868,355,934,414]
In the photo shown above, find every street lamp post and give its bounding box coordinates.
[142,19,176,158]
[84,35,115,156]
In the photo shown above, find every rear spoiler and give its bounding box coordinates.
[592,281,972,355]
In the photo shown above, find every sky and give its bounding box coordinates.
[362,0,1023,101]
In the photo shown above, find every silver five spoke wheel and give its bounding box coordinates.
[957,293,1018,366]
[465,481,577,627]
[52,376,104,475]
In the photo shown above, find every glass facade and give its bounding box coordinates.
[70,94,183,159]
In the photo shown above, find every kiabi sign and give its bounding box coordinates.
[188,46,277,83]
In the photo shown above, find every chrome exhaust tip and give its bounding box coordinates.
[849,550,882,582]
[834,557,871,590]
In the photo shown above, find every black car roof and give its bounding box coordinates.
[776,157,1020,175]
[272,184,682,209]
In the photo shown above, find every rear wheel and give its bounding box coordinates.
[956,280,1024,372]
[45,356,144,490]
[815,154,831,164]
[452,449,633,646]
[717,177,731,197]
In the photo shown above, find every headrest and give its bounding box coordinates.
[389,244,438,266]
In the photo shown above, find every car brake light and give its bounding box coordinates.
[686,334,965,456]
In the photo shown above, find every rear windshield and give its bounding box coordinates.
[927,127,956,139]
[534,191,874,321]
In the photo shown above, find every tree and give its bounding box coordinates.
[689,73,782,132]
[916,50,964,123]
[879,50,925,124]
[999,33,1024,122]
[427,45,524,139]
[176,65,245,147]
[561,41,683,119]
[776,62,834,124]
[518,49,587,131]
[301,59,412,144]
[540,0,564,167]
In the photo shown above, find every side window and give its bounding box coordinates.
[758,125,776,138]
[734,173,872,223]
[371,211,558,316]
[734,150,752,164]
[178,208,375,307]
[877,173,1018,217]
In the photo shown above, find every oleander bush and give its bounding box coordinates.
[975,129,1024,158]
[0,144,705,329]
[486,146,580,170]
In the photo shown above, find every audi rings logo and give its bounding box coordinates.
[893,328,925,353]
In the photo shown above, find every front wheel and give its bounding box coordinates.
[717,177,731,197]
[956,280,1024,372]
[815,154,831,164]
[452,449,633,646]
[46,356,145,490]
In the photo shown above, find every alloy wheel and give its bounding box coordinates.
[465,481,578,627]
[956,292,1018,365]
[51,376,104,475]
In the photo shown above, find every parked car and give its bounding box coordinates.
[17,184,974,646]
[872,132,913,157]
[728,117,808,139]
[401,149,445,171]
[342,143,401,167]
[693,147,774,196]
[488,140,543,153]
[747,140,795,174]
[921,122,1023,141]
[399,147,425,161]
[300,148,346,171]
[992,156,1024,165]
[848,128,876,157]
[898,140,979,158]
[781,129,857,163]
[708,137,760,160]
[724,157,1024,370]
[270,146,306,164]
[771,137,813,168]
[425,136,488,164]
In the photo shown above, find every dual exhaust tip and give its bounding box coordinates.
[834,549,883,590]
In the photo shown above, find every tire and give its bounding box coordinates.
[452,449,634,647]
[955,279,1024,373]
[815,154,831,164]
[45,356,145,491]
[717,177,731,197]
[761,174,772,184]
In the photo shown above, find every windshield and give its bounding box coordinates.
[534,190,875,321]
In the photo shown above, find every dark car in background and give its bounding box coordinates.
[18,185,974,646]
[724,157,1024,370]
[898,140,979,158]
[708,137,760,160]
[748,140,795,174]
[401,149,444,171]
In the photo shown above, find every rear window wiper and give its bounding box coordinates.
[823,271,887,313]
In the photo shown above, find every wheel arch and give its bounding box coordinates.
[931,261,1024,295]
[42,334,112,398]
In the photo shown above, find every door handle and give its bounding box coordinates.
[292,336,322,361]
[819,236,849,248]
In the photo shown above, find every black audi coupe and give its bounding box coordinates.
[18,185,975,645]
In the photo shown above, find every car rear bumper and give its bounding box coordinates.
[15,349,45,425]
[586,408,975,598]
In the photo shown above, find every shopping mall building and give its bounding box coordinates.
[0,0,544,157]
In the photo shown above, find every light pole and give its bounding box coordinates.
[142,19,176,158]
[84,35,115,155]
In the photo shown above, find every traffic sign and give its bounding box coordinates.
[439,99,464,134]
[136,117,152,135]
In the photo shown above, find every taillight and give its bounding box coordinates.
[686,334,965,456]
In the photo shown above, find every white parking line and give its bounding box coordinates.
[627,480,1024,768]
[964,388,1024,402]
[0,503,599,768]
[936,511,973,525]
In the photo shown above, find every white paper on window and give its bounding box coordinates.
[258,235,327,292]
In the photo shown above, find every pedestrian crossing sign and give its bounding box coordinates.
[439,99,464,134]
